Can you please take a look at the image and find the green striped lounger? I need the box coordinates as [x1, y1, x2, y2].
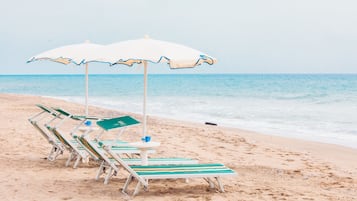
[76, 134, 198, 185]
[105, 147, 236, 196]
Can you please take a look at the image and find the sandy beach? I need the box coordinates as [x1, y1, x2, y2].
[0, 93, 356, 201]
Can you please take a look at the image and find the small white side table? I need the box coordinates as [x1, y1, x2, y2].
[127, 142, 161, 165]
[78, 126, 99, 133]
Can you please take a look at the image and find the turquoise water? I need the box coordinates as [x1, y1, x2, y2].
[1, 74, 356, 148]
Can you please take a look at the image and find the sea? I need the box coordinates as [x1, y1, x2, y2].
[1, 74, 356, 149]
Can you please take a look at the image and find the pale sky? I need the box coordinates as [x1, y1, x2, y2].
[1, 0, 356, 74]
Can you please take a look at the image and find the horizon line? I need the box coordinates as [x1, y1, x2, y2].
[1, 72, 357, 76]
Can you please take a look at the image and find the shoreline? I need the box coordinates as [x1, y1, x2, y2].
[0, 93, 356, 201]
[147, 113, 357, 151]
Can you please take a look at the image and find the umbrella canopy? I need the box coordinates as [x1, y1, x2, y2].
[99, 37, 216, 68]
[27, 42, 104, 115]
[96, 37, 217, 136]
[27, 42, 104, 65]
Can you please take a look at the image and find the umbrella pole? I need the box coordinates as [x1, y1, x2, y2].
[85, 63, 89, 115]
[143, 61, 148, 137]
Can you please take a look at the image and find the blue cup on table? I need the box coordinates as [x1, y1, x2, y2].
[145, 135, 151, 143]
[85, 120, 92, 126]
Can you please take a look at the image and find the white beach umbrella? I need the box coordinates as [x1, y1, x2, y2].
[27, 41, 104, 115]
[97, 36, 217, 136]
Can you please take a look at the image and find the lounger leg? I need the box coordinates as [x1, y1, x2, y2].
[122, 175, 133, 194]
[133, 181, 142, 196]
[73, 155, 81, 169]
[82, 156, 89, 163]
[65, 152, 74, 167]
[104, 167, 113, 185]
[96, 161, 105, 180]
[49, 146, 62, 161]
[47, 146, 56, 161]
[53, 146, 63, 160]
[206, 178, 215, 189]
[215, 177, 225, 192]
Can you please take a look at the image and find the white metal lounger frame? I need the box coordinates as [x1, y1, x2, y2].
[28, 105, 64, 161]
[45, 109, 90, 168]
[75, 134, 120, 184]
[76, 130, 156, 185]
[104, 146, 236, 196]
[77, 132, 199, 185]
[52, 108, 117, 168]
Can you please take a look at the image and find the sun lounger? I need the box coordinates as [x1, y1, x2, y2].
[75, 134, 122, 184]
[46, 119, 90, 168]
[49, 108, 155, 168]
[45, 107, 114, 168]
[76, 132, 198, 184]
[28, 104, 65, 161]
[29, 105, 145, 168]
[76, 134, 158, 184]
[104, 146, 236, 196]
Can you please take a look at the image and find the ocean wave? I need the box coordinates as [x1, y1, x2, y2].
[1, 74, 357, 148]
